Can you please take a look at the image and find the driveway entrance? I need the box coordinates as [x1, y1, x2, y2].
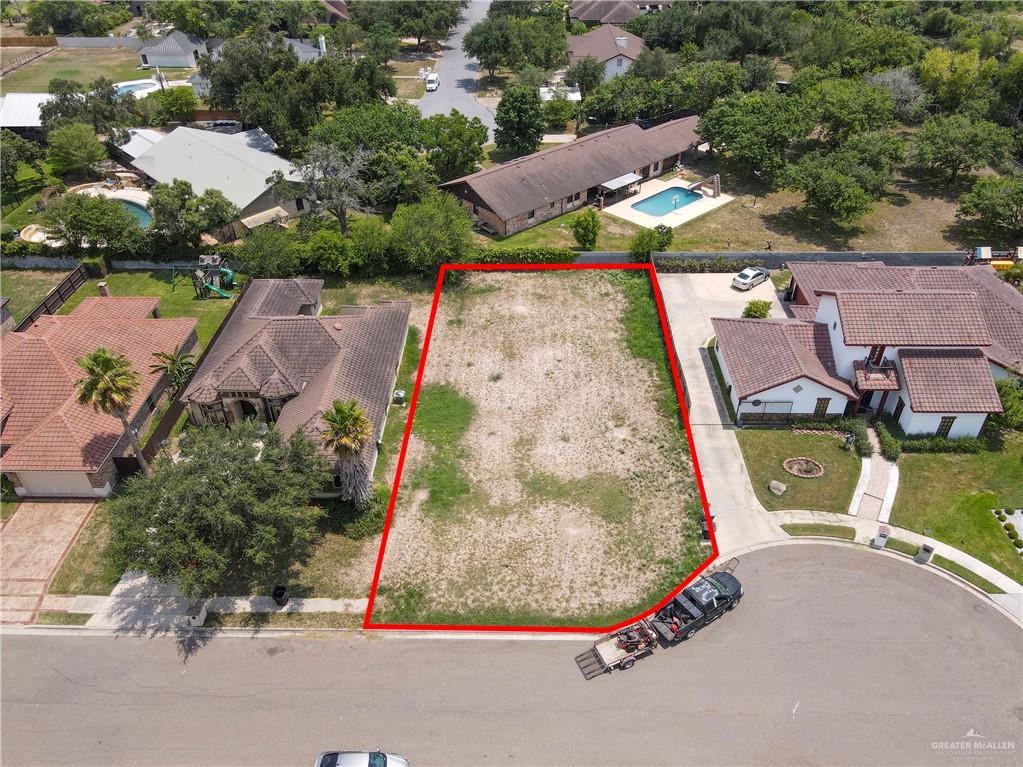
[0, 502, 94, 623]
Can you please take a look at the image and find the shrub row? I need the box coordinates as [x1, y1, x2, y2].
[654, 255, 765, 273]
[877, 417, 984, 461]
[467, 246, 577, 265]
[789, 417, 872, 457]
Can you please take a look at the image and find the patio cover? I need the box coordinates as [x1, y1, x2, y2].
[240, 206, 289, 230]
[600, 172, 642, 191]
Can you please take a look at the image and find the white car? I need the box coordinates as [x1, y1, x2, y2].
[314, 752, 410, 767]
[425, 73, 440, 92]
[731, 266, 770, 291]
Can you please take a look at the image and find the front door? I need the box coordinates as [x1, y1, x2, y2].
[814, 397, 830, 417]
[892, 397, 905, 423]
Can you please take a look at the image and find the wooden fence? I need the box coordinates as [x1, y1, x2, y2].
[12, 264, 89, 332]
[138, 279, 252, 463]
[0, 35, 57, 47]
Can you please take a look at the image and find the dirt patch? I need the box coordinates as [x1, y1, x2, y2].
[373, 270, 703, 626]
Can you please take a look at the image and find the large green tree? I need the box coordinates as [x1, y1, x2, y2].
[495, 85, 546, 156]
[462, 15, 520, 79]
[389, 192, 473, 272]
[273, 143, 374, 232]
[199, 31, 300, 111]
[106, 422, 329, 599]
[147, 179, 239, 249]
[420, 110, 488, 181]
[918, 47, 999, 116]
[0, 129, 43, 192]
[958, 176, 1023, 238]
[41, 192, 142, 253]
[805, 78, 894, 146]
[913, 114, 1012, 186]
[75, 348, 151, 477]
[565, 56, 605, 98]
[40, 78, 135, 136]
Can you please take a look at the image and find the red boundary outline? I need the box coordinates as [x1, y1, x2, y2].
[364, 262, 718, 632]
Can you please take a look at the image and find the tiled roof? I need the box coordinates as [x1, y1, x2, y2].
[0, 298, 197, 472]
[711, 318, 857, 401]
[824, 290, 991, 347]
[787, 262, 1023, 372]
[899, 349, 1003, 413]
[852, 360, 901, 391]
[789, 304, 818, 321]
[183, 279, 410, 475]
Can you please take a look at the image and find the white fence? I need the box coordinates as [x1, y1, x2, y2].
[56, 36, 143, 49]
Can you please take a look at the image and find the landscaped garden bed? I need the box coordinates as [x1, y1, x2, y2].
[370, 268, 704, 627]
[890, 432, 1023, 583]
[736, 430, 861, 514]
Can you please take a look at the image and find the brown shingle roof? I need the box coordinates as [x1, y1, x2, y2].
[711, 318, 857, 401]
[788, 262, 1023, 373]
[899, 348, 1002, 413]
[824, 290, 991, 347]
[440, 117, 700, 221]
[570, 0, 643, 24]
[182, 279, 410, 475]
[0, 298, 197, 472]
[568, 24, 646, 64]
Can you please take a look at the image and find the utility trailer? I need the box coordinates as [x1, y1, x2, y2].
[575, 619, 657, 679]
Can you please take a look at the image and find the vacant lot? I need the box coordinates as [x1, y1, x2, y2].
[0, 268, 69, 323]
[372, 269, 705, 627]
[0, 48, 193, 93]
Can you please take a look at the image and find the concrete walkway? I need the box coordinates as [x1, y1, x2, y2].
[847, 427, 898, 523]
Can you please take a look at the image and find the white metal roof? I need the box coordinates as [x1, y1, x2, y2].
[600, 171, 642, 191]
[114, 128, 166, 159]
[0, 93, 52, 128]
[130, 127, 297, 209]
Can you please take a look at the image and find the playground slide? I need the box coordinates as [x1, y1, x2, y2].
[205, 282, 232, 298]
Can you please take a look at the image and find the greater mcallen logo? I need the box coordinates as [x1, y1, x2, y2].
[932, 729, 1017, 756]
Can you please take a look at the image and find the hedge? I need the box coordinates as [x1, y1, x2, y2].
[790, 417, 872, 457]
[0, 239, 63, 259]
[876, 420, 902, 461]
[654, 255, 765, 273]
[468, 246, 577, 264]
[878, 416, 984, 458]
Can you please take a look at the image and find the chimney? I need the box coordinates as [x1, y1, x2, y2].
[318, 35, 327, 55]
[615, 35, 627, 49]
[97, 282, 110, 297]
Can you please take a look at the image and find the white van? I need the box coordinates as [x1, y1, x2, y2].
[425, 73, 440, 92]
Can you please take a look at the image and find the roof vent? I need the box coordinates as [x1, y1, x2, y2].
[333, 322, 343, 331]
[615, 35, 628, 49]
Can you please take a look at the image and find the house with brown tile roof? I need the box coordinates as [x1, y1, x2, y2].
[0, 296, 198, 498]
[712, 262, 1016, 435]
[440, 116, 701, 236]
[181, 279, 410, 496]
[567, 24, 646, 81]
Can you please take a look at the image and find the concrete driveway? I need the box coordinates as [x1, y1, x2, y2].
[0, 502, 94, 623]
[415, 0, 496, 138]
[657, 273, 786, 553]
[5, 544, 1020, 766]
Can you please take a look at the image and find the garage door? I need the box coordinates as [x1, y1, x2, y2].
[17, 471, 98, 497]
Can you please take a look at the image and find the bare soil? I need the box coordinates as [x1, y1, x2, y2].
[373, 271, 702, 625]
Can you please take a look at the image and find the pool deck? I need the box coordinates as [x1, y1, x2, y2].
[602, 177, 733, 229]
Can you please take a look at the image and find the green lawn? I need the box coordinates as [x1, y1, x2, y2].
[1, 498, 20, 523]
[57, 270, 237, 349]
[34, 611, 91, 625]
[886, 537, 919, 557]
[0, 160, 59, 231]
[482, 208, 643, 251]
[891, 432, 1023, 583]
[0, 48, 194, 93]
[394, 77, 425, 100]
[770, 269, 792, 291]
[781, 523, 857, 540]
[376, 326, 422, 476]
[206, 612, 362, 629]
[0, 268, 70, 323]
[736, 430, 861, 513]
[48, 504, 122, 596]
[932, 554, 1006, 594]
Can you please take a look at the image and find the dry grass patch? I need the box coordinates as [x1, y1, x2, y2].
[372, 270, 704, 627]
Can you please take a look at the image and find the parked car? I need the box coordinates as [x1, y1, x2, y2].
[425, 73, 440, 92]
[314, 752, 410, 767]
[731, 266, 770, 291]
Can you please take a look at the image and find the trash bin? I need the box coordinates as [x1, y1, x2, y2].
[914, 544, 935, 564]
[871, 525, 890, 549]
[272, 585, 289, 606]
[701, 512, 716, 542]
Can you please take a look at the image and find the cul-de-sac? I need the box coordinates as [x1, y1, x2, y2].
[1, 1, 1021, 765]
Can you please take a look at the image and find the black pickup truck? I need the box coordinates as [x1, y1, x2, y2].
[650, 572, 743, 643]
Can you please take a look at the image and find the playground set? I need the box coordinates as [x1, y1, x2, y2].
[192, 254, 236, 299]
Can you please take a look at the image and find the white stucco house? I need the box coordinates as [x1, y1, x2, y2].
[712, 262, 1022, 438]
[138, 31, 208, 68]
[567, 24, 646, 82]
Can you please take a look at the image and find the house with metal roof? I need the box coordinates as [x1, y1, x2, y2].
[129, 126, 305, 231]
[138, 30, 207, 68]
[0, 296, 198, 498]
[711, 263, 1017, 436]
[440, 116, 701, 236]
[567, 24, 646, 81]
[182, 280, 410, 497]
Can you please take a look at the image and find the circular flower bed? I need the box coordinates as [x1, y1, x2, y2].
[783, 457, 824, 478]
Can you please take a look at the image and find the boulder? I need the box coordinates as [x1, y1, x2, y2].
[768, 480, 787, 496]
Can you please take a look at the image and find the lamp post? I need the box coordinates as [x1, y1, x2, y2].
[748, 169, 765, 208]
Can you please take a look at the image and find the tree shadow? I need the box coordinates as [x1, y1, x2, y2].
[761, 205, 862, 251]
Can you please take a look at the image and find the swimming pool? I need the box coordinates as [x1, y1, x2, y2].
[113, 79, 161, 98]
[120, 200, 153, 227]
[631, 186, 702, 216]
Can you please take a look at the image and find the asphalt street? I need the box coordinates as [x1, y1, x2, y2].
[4, 544, 1021, 767]
[415, 0, 496, 137]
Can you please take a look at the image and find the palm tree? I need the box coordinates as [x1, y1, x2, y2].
[76, 347, 151, 477]
[320, 398, 373, 506]
[149, 345, 197, 394]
